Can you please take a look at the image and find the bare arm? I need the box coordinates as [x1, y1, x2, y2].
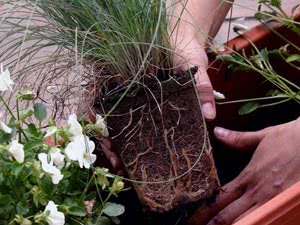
[167, 0, 233, 120]
[168, 0, 233, 49]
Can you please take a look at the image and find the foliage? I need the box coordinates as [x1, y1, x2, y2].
[0, 0, 177, 120]
[31, 0, 171, 81]
[0, 68, 125, 225]
[217, 1, 300, 115]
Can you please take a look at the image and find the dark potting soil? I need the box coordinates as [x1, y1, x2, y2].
[94, 68, 220, 224]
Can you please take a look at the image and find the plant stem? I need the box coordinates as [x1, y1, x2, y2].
[0, 95, 16, 120]
[95, 189, 114, 224]
[16, 99, 21, 142]
[217, 95, 288, 105]
[0, 95, 28, 141]
[81, 172, 95, 200]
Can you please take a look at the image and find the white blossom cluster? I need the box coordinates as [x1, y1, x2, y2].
[0, 64, 111, 225]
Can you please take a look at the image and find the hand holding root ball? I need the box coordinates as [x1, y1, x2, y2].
[188, 118, 300, 225]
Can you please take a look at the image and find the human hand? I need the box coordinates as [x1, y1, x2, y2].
[167, 0, 233, 121]
[172, 37, 216, 120]
[188, 118, 300, 225]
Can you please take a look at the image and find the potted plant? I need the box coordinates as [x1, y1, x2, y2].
[0, 0, 220, 223]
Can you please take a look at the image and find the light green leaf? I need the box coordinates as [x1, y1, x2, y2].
[216, 54, 234, 62]
[34, 103, 47, 122]
[102, 202, 125, 217]
[286, 54, 300, 63]
[239, 102, 260, 115]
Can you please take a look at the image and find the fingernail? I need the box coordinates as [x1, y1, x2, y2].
[202, 103, 216, 119]
[214, 127, 229, 138]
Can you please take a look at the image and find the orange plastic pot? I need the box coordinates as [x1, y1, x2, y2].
[233, 182, 300, 225]
[205, 11, 300, 225]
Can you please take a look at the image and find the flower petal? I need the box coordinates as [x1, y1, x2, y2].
[213, 90, 226, 100]
[65, 141, 79, 161]
[8, 140, 24, 163]
[45, 201, 65, 225]
[83, 153, 97, 169]
[0, 64, 14, 92]
[96, 114, 109, 137]
[0, 121, 12, 134]
[50, 148, 65, 168]
[45, 126, 58, 138]
[68, 114, 82, 137]
[51, 171, 64, 185]
[38, 153, 63, 185]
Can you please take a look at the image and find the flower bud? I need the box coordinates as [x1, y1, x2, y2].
[112, 178, 124, 194]
[14, 215, 32, 225]
[17, 90, 36, 101]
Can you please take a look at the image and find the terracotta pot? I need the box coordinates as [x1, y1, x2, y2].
[204, 11, 300, 225]
[233, 182, 300, 225]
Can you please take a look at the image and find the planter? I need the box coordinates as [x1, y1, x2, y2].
[233, 182, 300, 225]
[202, 11, 300, 225]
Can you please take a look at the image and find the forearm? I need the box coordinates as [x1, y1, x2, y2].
[168, 0, 233, 47]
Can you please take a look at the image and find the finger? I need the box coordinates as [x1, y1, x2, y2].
[233, 204, 260, 223]
[99, 137, 123, 172]
[187, 178, 245, 225]
[214, 127, 267, 151]
[207, 194, 253, 225]
[195, 69, 216, 120]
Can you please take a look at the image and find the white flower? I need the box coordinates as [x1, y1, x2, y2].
[38, 153, 63, 184]
[96, 114, 109, 137]
[65, 135, 96, 169]
[50, 148, 65, 168]
[45, 126, 58, 138]
[0, 63, 14, 92]
[213, 90, 226, 100]
[68, 114, 83, 138]
[0, 120, 12, 134]
[8, 140, 24, 163]
[44, 201, 65, 225]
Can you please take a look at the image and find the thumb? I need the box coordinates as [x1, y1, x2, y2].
[195, 68, 216, 120]
[214, 127, 268, 151]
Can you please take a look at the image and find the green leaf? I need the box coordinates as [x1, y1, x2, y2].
[26, 124, 40, 136]
[13, 165, 23, 177]
[102, 202, 125, 217]
[0, 130, 12, 144]
[68, 206, 86, 217]
[216, 54, 234, 62]
[95, 216, 111, 225]
[0, 194, 12, 206]
[239, 102, 260, 115]
[16, 201, 30, 215]
[20, 109, 34, 121]
[64, 198, 79, 207]
[271, 0, 281, 7]
[286, 54, 300, 63]
[34, 103, 47, 122]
